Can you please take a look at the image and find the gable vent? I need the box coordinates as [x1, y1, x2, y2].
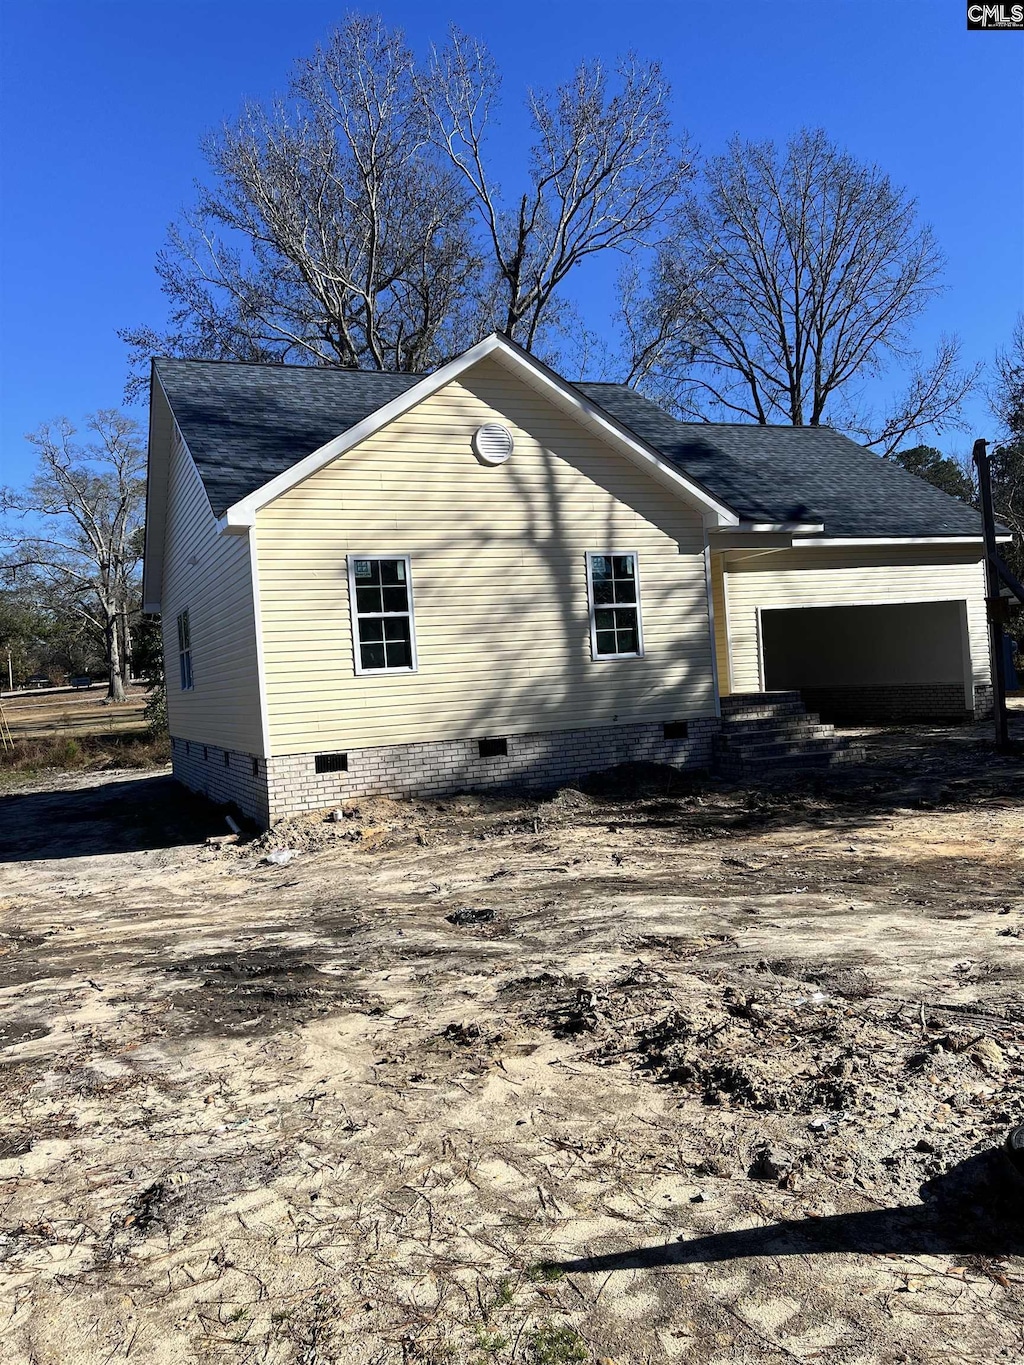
[473, 423, 514, 466]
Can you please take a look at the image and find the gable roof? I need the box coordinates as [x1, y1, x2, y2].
[575, 383, 988, 540]
[152, 336, 988, 543]
[154, 358, 422, 519]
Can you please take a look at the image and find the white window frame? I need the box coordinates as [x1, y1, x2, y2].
[177, 609, 194, 690]
[347, 553, 419, 676]
[585, 550, 645, 662]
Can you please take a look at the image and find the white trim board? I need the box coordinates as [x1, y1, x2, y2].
[247, 525, 271, 757]
[790, 535, 1008, 548]
[218, 333, 739, 531]
[702, 513, 722, 716]
[143, 371, 219, 613]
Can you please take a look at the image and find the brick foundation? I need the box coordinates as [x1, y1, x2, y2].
[798, 684, 977, 724]
[170, 737, 270, 826]
[171, 717, 719, 827]
[972, 685, 994, 719]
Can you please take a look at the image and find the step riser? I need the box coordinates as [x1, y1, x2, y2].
[717, 748, 866, 777]
[716, 724, 834, 747]
[719, 705, 808, 722]
[714, 690, 864, 777]
[715, 740, 852, 761]
[721, 712, 822, 733]
[715, 729, 842, 750]
[721, 691, 802, 712]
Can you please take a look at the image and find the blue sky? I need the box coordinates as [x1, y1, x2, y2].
[1, 0, 1021, 486]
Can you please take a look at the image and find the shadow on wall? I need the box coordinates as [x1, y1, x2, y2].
[389, 366, 717, 748]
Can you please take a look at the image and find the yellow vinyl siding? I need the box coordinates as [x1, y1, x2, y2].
[161, 420, 265, 753]
[710, 554, 731, 694]
[256, 357, 715, 753]
[718, 545, 990, 693]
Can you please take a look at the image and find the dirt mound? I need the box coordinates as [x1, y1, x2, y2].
[580, 760, 699, 798]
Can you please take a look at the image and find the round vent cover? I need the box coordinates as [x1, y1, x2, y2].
[473, 423, 514, 465]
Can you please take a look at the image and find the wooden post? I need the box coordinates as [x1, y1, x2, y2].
[972, 438, 1010, 751]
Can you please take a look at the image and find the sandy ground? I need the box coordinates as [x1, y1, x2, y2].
[1, 686, 148, 741]
[1, 712, 1024, 1365]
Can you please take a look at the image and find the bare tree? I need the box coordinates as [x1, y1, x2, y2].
[422, 32, 692, 353]
[0, 413, 145, 702]
[626, 129, 978, 453]
[990, 316, 1024, 575]
[121, 15, 483, 396]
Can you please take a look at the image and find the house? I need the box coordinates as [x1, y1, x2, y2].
[143, 333, 1000, 827]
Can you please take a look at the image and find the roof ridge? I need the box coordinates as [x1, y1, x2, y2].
[577, 384, 849, 434]
[154, 355, 428, 378]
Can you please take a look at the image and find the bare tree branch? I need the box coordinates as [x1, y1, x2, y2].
[422, 33, 693, 352]
[624, 129, 976, 449]
[120, 15, 484, 400]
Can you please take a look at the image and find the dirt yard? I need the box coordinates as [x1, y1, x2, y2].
[1, 685, 148, 741]
[2, 712, 1023, 1365]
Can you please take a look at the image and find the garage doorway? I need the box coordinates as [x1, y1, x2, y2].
[759, 600, 972, 722]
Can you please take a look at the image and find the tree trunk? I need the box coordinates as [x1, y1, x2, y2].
[107, 616, 127, 703]
[121, 614, 134, 685]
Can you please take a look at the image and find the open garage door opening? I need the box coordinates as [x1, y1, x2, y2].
[760, 600, 973, 723]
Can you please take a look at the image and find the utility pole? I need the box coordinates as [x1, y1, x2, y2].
[972, 438, 1010, 751]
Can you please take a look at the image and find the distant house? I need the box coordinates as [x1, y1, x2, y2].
[143, 333, 1001, 826]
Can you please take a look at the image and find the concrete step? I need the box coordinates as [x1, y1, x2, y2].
[718, 700, 809, 722]
[714, 735, 853, 762]
[715, 726, 841, 758]
[716, 744, 867, 778]
[717, 716, 831, 742]
[713, 689, 865, 779]
[720, 691, 803, 713]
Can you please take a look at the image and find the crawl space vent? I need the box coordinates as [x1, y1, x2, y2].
[315, 752, 348, 774]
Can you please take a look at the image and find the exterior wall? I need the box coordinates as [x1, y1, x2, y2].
[170, 736, 270, 826]
[262, 718, 719, 822]
[717, 544, 991, 714]
[255, 356, 717, 757]
[160, 419, 265, 753]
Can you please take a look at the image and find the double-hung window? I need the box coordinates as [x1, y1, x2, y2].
[348, 555, 418, 673]
[586, 552, 644, 660]
[177, 609, 194, 690]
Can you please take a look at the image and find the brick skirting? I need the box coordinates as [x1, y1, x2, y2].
[171, 716, 719, 828]
[798, 684, 980, 724]
[170, 738, 270, 826]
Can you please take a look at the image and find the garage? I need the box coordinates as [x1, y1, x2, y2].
[759, 600, 973, 722]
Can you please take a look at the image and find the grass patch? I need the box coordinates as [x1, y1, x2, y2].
[527, 1263, 565, 1283]
[524, 1324, 589, 1364]
[0, 731, 170, 776]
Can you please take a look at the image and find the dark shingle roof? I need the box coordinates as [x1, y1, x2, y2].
[154, 358, 422, 517]
[576, 383, 985, 539]
[155, 357, 985, 538]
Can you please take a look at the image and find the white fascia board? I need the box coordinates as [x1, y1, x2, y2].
[734, 521, 825, 534]
[709, 533, 795, 552]
[791, 534, 1009, 548]
[218, 333, 739, 530]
